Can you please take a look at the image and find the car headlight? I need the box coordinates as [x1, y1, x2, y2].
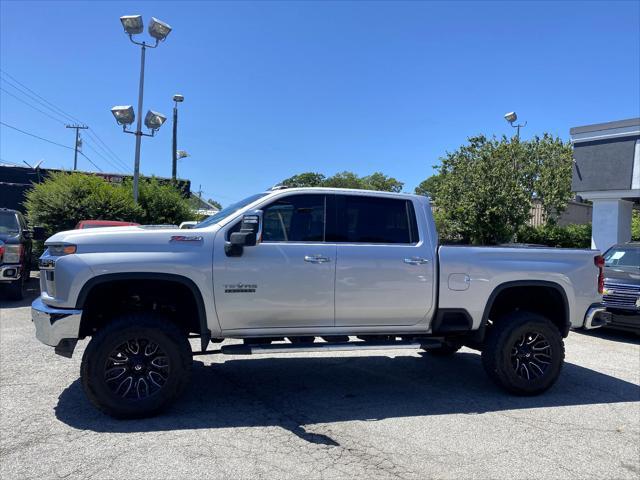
[47, 243, 77, 256]
[2, 244, 24, 264]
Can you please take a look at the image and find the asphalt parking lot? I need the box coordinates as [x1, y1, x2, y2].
[1, 277, 639, 480]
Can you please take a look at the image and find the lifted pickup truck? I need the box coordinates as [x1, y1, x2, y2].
[32, 188, 609, 418]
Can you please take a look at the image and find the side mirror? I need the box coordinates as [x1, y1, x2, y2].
[32, 226, 46, 241]
[225, 211, 262, 257]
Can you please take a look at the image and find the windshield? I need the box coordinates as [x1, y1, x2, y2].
[194, 193, 269, 229]
[604, 246, 640, 268]
[0, 212, 19, 235]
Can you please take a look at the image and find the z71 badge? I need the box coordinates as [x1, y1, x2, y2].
[224, 283, 257, 293]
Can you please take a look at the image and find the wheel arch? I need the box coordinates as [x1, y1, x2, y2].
[76, 272, 210, 351]
[480, 280, 571, 340]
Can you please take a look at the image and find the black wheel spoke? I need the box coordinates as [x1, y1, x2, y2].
[511, 330, 552, 382]
[104, 337, 170, 400]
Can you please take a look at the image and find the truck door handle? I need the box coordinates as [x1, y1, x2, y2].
[304, 255, 331, 264]
[403, 257, 429, 265]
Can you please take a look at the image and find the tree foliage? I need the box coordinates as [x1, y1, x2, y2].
[417, 134, 573, 244]
[25, 172, 194, 235]
[281, 171, 403, 192]
[516, 223, 591, 248]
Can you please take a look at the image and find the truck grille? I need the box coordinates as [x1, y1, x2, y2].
[603, 281, 640, 310]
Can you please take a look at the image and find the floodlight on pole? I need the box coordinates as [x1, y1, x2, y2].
[149, 17, 172, 42]
[144, 110, 167, 131]
[120, 15, 143, 35]
[112, 14, 172, 203]
[110, 106, 135, 126]
[503, 111, 527, 139]
[177, 150, 189, 159]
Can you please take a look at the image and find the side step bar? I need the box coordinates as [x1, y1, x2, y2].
[221, 339, 443, 355]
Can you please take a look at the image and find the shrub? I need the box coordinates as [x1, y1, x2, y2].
[24, 172, 140, 236]
[516, 223, 591, 248]
[25, 172, 195, 235]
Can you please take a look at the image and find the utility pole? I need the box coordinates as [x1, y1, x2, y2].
[66, 124, 88, 170]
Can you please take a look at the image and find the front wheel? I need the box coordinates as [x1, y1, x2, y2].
[81, 313, 193, 418]
[481, 311, 564, 395]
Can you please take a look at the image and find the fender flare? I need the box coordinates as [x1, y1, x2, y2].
[76, 272, 210, 351]
[475, 280, 571, 341]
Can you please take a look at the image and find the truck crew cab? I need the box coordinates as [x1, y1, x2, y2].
[32, 188, 609, 418]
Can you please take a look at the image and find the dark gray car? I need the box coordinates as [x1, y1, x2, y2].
[602, 243, 640, 334]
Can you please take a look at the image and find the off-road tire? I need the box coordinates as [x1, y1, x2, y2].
[5, 275, 25, 301]
[481, 311, 564, 395]
[81, 313, 193, 418]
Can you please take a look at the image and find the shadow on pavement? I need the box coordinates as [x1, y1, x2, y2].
[55, 352, 640, 445]
[0, 274, 40, 310]
[574, 328, 640, 345]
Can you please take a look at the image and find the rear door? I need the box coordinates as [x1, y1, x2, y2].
[333, 194, 435, 327]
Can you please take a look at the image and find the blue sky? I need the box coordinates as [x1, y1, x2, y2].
[1, 1, 639, 205]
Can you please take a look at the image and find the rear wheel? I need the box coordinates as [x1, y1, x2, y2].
[481, 311, 564, 395]
[81, 313, 193, 418]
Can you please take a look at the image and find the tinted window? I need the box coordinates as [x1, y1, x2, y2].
[336, 196, 418, 244]
[0, 212, 19, 235]
[262, 194, 325, 242]
[604, 246, 640, 268]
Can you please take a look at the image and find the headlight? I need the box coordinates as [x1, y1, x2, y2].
[2, 244, 23, 264]
[47, 244, 77, 256]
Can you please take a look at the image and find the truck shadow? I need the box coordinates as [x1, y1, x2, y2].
[54, 352, 640, 445]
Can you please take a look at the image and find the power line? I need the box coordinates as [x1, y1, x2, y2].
[78, 151, 103, 172]
[1, 69, 130, 172]
[83, 140, 125, 173]
[0, 69, 81, 124]
[1, 120, 74, 150]
[0, 87, 67, 125]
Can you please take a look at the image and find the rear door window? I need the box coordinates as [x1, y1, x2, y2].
[334, 195, 418, 244]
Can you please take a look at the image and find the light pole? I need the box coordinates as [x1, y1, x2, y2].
[172, 94, 184, 181]
[504, 111, 527, 139]
[111, 15, 172, 203]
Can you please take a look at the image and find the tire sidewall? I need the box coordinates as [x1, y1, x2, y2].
[495, 318, 564, 394]
[82, 320, 189, 418]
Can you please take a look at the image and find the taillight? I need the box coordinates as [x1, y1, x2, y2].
[594, 255, 605, 294]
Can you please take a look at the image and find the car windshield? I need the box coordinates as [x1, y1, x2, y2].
[0, 212, 19, 235]
[604, 246, 640, 268]
[194, 193, 269, 229]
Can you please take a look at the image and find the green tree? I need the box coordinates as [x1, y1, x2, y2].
[415, 173, 442, 200]
[129, 177, 194, 226]
[281, 172, 327, 188]
[24, 172, 140, 235]
[281, 171, 403, 192]
[207, 198, 222, 210]
[528, 134, 573, 223]
[25, 173, 195, 235]
[434, 135, 534, 244]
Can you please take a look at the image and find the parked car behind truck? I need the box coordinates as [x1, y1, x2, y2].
[601, 243, 640, 334]
[32, 187, 608, 418]
[0, 208, 44, 300]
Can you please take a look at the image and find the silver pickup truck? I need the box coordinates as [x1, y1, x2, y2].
[32, 187, 609, 418]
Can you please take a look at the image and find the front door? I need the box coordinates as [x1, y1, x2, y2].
[213, 193, 336, 331]
[334, 194, 435, 327]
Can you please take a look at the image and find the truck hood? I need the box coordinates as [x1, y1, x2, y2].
[45, 225, 220, 254]
[604, 266, 640, 285]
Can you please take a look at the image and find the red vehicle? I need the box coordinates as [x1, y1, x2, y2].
[74, 220, 139, 230]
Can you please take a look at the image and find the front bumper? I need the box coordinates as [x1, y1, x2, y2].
[32, 298, 82, 355]
[583, 305, 612, 330]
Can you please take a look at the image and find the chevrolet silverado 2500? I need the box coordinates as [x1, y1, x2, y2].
[32, 188, 610, 418]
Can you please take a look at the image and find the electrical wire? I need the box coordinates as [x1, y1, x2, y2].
[0, 87, 67, 125]
[0, 120, 74, 150]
